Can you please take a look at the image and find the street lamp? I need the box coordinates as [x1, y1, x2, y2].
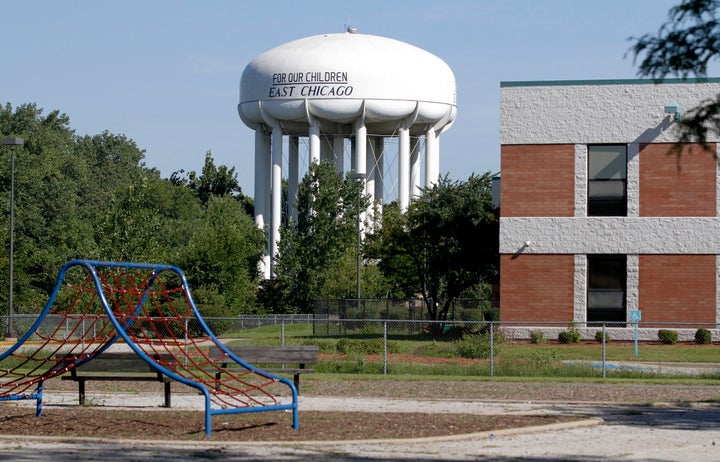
[2, 137, 23, 340]
[351, 172, 366, 304]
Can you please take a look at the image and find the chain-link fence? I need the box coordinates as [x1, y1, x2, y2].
[1, 313, 314, 343]
[223, 317, 720, 380]
[313, 298, 499, 322]
[2, 314, 718, 379]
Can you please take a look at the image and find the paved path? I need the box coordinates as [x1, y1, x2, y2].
[1, 393, 719, 461]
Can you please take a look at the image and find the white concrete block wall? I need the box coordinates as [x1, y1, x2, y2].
[500, 79, 720, 145]
[500, 217, 720, 254]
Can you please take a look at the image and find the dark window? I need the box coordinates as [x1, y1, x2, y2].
[588, 145, 627, 216]
[587, 255, 626, 325]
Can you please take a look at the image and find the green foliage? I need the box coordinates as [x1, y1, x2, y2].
[658, 329, 679, 344]
[179, 195, 265, 315]
[365, 173, 499, 321]
[530, 330, 547, 344]
[558, 324, 582, 344]
[695, 328, 712, 344]
[629, 0, 720, 80]
[363, 203, 419, 299]
[412, 341, 457, 358]
[192, 305, 234, 336]
[170, 151, 251, 210]
[595, 331, 611, 343]
[527, 349, 561, 365]
[336, 338, 399, 355]
[0, 102, 261, 317]
[301, 339, 337, 354]
[455, 331, 497, 359]
[318, 251, 390, 299]
[458, 308, 484, 322]
[630, 0, 720, 145]
[263, 162, 369, 313]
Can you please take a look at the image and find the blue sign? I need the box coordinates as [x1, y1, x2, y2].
[630, 310, 642, 358]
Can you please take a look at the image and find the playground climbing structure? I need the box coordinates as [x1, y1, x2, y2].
[0, 260, 298, 434]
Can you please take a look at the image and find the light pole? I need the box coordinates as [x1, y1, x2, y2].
[352, 172, 366, 304]
[2, 137, 23, 340]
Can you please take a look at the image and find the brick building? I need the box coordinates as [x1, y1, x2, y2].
[498, 78, 720, 339]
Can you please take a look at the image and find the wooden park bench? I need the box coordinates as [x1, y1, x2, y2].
[208, 345, 319, 394]
[57, 352, 176, 407]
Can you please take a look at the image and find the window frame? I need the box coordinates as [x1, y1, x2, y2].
[587, 145, 627, 217]
[587, 254, 627, 326]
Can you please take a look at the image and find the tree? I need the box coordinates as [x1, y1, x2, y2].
[366, 174, 499, 322]
[630, 0, 720, 144]
[363, 202, 419, 299]
[179, 195, 265, 315]
[262, 161, 368, 313]
[171, 151, 253, 216]
[0, 102, 262, 319]
[0, 103, 88, 309]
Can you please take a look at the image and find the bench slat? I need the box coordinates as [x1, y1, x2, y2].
[209, 346, 319, 364]
[208, 345, 319, 394]
[55, 352, 174, 407]
[59, 352, 176, 373]
[61, 374, 172, 381]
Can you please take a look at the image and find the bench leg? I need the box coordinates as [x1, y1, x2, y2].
[78, 380, 86, 406]
[294, 374, 300, 395]
[164, 382, 171, 408]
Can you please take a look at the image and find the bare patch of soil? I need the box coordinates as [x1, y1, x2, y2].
[0, 407, 576, 442]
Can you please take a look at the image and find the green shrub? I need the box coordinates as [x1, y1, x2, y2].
[528, 349, 561, 365]
[303, 339, 336, 354]
[658, 329, 679, 345]
[695, 328, 712, 345]
[558, 326, 581, 344]
[459, 308, 484, 322]
[529, 330, 547, 344]
[456, 332, 496, 359]
[594, 331, 610, 343]
[194, 305, 234, 336]
[412, 342, 457, 358]
[335, 338, 399, 355]
[358, 324, 384, 336]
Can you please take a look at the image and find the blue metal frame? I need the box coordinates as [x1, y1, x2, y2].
[0, 259, 300, 435]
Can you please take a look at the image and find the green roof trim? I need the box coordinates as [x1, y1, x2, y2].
[500, 77, 720, 87]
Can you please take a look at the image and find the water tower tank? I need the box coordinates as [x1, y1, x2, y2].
[239, 30, 457, 278]
[239, 31, 456, 134]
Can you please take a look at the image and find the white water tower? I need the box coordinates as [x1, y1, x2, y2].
[239, 29, 457, 278]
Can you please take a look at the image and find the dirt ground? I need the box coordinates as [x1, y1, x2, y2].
[2, 378, 717, 442]
[0, 407, 576, 442]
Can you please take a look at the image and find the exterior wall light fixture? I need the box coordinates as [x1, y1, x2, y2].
[664, 103, 682, 121]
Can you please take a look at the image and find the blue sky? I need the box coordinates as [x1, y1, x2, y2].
[0, 0, 703, 195]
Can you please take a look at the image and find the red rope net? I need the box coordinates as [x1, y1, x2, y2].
[0, 261, 292, 413]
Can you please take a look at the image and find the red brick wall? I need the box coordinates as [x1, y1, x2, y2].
[639, 143, 717, 217]
[500, 145, 575, 217]
[500, 254, 575, 322]
[638, 255, 716, 324]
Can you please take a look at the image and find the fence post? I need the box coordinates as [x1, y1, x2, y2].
[281, 321, 285, 346]
[489, 321, 494, 377]
[383, 321, 388, 375]
[601, 322, 606, 379]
